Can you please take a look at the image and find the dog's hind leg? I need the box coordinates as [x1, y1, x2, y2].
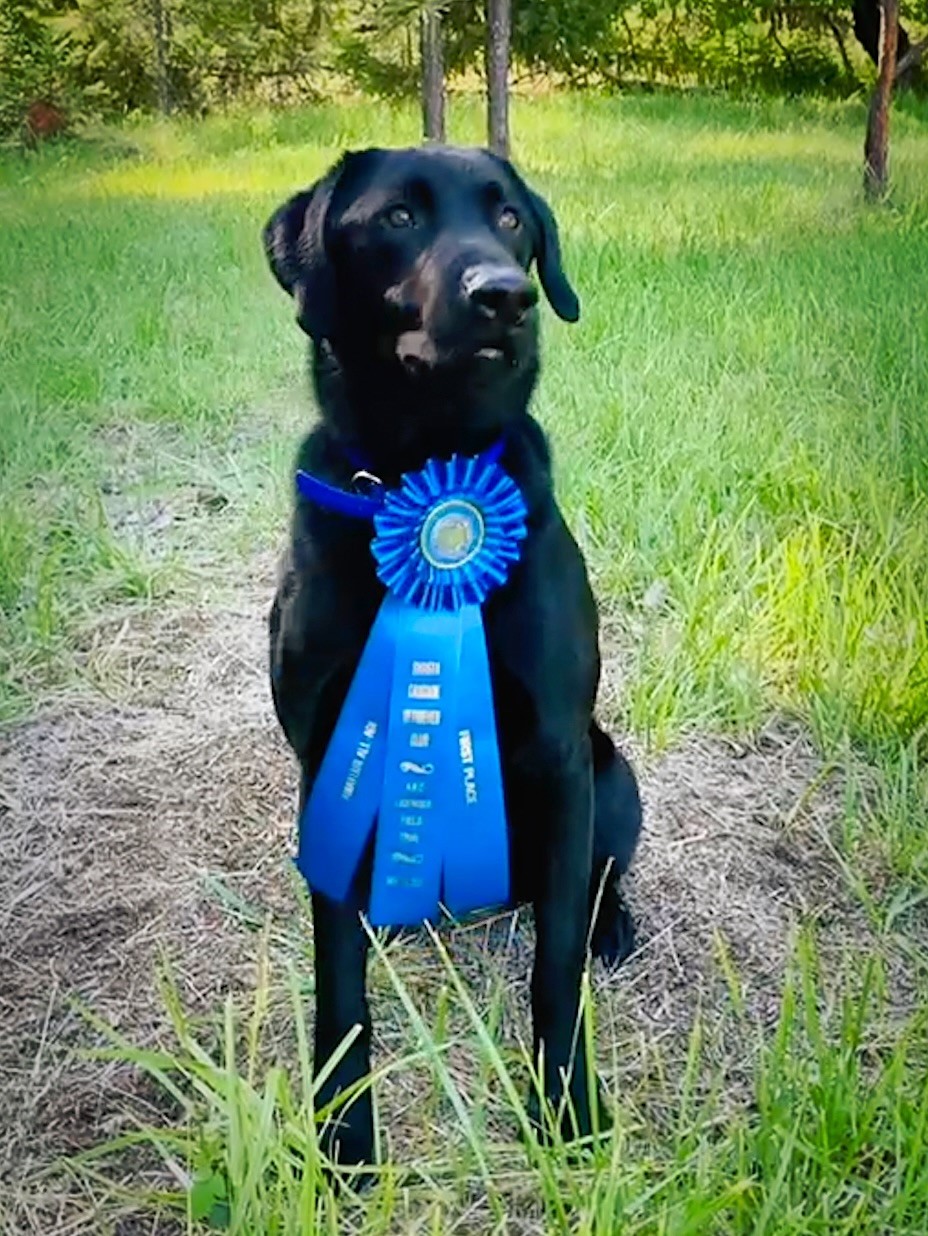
[588, 722, 641, 967]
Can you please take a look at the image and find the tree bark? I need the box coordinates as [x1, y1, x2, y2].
[150, 0, 173, 115]
[419, 5, 445, 143]
[485, 0, 511, 158]
[852, 0, 920, 86]
[864, 0, 899, 200]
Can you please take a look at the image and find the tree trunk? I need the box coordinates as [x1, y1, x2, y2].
[852, 0, 919, 86]
[419, 5, 446, 143]
[151, 0, 172, 115]
[864, 0, 899, 200]
[485, 0, 510, 158]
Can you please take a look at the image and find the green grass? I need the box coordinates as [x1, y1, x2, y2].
[2, 93, 927, 748]
[78, 928, 928, 1234]
[3, 92, 928, 1230]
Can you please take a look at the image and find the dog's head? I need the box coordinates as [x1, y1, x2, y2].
[263, 146, 578, 401]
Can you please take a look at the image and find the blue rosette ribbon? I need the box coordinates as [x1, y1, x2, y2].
[296, 451, 527, 926]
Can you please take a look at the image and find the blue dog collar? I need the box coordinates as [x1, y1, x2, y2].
[295, 437, 507, 523]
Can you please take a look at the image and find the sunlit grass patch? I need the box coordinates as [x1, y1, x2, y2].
[753, 515, 928, 746]
[3, 91, 928, 749]
[3, 91, 928, 759]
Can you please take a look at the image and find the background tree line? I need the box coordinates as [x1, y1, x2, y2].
[1, 0, 925, 138]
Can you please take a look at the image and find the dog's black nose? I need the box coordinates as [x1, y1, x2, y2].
[461, 264, 538, 325]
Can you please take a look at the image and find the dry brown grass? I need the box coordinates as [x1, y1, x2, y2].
[0, 557, 907, 1233]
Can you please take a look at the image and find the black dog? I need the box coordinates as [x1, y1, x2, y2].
[264, 146, 642, 1166]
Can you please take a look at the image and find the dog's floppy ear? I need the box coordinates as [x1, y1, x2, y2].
[263, 157, 347, 341]
[492, 156, 579, 323]
[523, 184, 580, 323]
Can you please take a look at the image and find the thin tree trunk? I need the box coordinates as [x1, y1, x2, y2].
[827, 19, 855, 80]
[485, 0, 510, 158]
[419, 5, 445, 143]
[151, 0, 172, 116]
[864, 0, 899, 200]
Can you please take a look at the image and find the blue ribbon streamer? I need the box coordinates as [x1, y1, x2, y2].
[440, 604, 510, 914]
[368, 600, 464, 924]
[295, 598, 393, 901]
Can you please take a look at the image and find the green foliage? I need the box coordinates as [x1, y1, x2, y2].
[335, 9, 423, 100]
[513, 0, 619, 77]
[333, 0, 857, 99]
[45, 0, 161, 117]
[161, 0, 336, 110]
[333, 0, 872, 101]
[604, 0, 861, 95]
[0, 1, 58, 135]
[333, 1, 481, 99]
[6, 0, 337, 131]
[2, 0, 902, 131]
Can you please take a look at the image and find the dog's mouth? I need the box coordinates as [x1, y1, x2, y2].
[396, 330, 517, 377]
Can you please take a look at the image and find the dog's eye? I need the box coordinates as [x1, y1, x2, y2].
[498, 206, 520, 231]
[387, 205, 415, 229]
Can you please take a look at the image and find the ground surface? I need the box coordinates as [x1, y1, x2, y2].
[2, 559, 916, 1232]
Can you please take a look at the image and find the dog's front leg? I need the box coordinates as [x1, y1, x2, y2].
[528, 733, 605, 1141]
[311, 889, 375, 1167]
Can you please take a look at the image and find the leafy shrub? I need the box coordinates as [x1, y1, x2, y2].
[0, 1, 59, 137]
[3, 0, 925, 130]
[605, 0, 862, 95]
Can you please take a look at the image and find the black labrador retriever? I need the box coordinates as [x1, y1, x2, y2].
[264, 145, 642, 1166]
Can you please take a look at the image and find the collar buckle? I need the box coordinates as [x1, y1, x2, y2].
[351, 469, 384, 496]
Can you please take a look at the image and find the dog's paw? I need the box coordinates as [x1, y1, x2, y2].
[318, 1099, 376, 1178]
[525, 1079, 612, 1147]
[590, 890, 635, 969]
